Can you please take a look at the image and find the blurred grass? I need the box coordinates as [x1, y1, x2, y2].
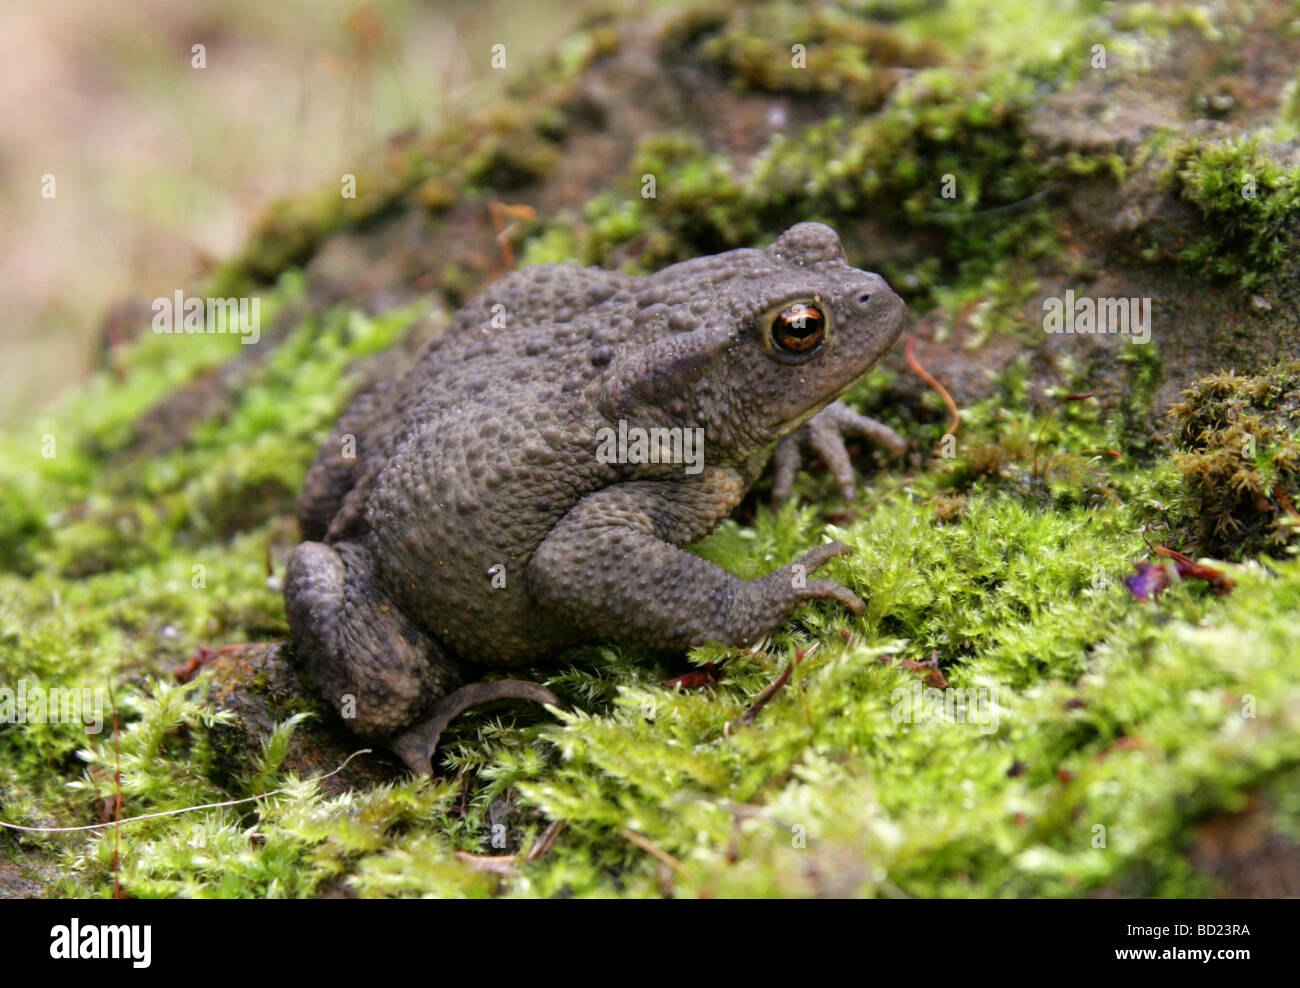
[0, 0, 586, 428]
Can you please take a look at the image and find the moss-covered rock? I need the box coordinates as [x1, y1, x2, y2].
[4, 0, 1300, 899]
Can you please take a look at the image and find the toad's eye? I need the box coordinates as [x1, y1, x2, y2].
[770, 302, 826, 357]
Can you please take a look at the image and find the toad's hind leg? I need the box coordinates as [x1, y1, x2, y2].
[388, 680, 559, 778]
[285, 540, 557, 777]
[285, 540, 456, 741]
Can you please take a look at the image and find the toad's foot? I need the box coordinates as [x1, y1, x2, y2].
[389, 680, 560, 777]
[772, 402, 907, 505]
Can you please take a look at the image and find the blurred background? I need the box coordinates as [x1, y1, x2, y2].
[0, 0, 587, 426]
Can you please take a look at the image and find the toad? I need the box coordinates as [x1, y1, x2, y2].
[285, 223, 907, 774]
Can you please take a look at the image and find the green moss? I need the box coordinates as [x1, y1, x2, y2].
[413, 176, 457, 213]
[695, 2, 944, 111]
[7, 309, 1295, 898]
[1166, 362, 1300, 558]
[463, 108, 563, 189]
[546, 20, 622, 80]
[520, 63, 1061, 314]
[1282, 68, 1300, 134]
[10, 460, 1297, 898]
[906, 365, 1142, 513]
[1112, 1, 1225, 40]
[1166, 137, 1300, 287]
[1116, 340, 1165, 457]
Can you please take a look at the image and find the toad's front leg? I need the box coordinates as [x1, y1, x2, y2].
[771, 401, 907, 505]
[526, 473, 864, 651]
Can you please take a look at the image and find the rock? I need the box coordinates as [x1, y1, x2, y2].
[201, 642, 406, 796]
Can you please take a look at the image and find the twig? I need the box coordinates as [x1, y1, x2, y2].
[489, 202, 536, 274]
[904, 337, 960, 438]
[731, 646, 813, 729]
[526, 819, 566, 863]
[918, 182, 1061, 221]
[734, 663, 794, 728]
[455, 852, 518, 875]
[174, 641, 268, 684]
[620, 828, 686, 874]
[455, 818, 566, 874]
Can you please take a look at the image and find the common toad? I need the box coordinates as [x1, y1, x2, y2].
[285, 222, 907, 774]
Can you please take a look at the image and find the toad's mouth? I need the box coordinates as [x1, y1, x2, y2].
[769, 370, 875, 436]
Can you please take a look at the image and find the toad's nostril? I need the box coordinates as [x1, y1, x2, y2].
[857, 292, 872, 306]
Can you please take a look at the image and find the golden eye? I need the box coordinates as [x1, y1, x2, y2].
[771, 302, 826, 356]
